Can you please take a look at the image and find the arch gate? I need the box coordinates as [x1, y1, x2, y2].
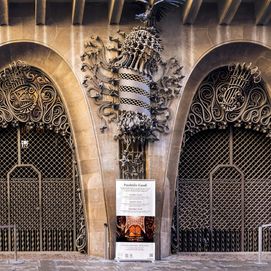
[0, 61, 86, 252]
[172, 64, 271, 252]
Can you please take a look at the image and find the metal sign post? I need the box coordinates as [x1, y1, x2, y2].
[256, 223, 271, 265]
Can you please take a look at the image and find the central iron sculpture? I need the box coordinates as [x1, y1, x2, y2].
[82, 0, 184, 178]
[116, 26, 162, 141]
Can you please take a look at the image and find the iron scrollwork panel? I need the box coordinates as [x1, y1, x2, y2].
[119, 137, 146, 180]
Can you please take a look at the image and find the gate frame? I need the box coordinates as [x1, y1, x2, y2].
[210, 164, 245, 251]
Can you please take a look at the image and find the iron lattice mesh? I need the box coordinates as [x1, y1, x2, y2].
[233, 128, 271, 229]
[178, 179, 210, 230]
[179, 129, 230, 179]
[173, 127, 271, 252]
[244, 180, 271, 229]
[0, 182, 7, 225]
[42, 181, 74, 229]
[9, 166, 40, 231]
[0, 128, 18, 177]
[0, 128, 18, 228]
[10, 182, 40, 230]
[212, 166, 242, 230]
[0, 126, 85, 252]
[178, 129, 230, 230]
[21, 129, 73, 179]
[233, 128, 271, 179]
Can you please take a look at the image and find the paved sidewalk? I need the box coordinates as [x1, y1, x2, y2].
[1, 252, 271, 270]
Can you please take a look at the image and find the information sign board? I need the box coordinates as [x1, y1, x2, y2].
[115, 179, 155, 261]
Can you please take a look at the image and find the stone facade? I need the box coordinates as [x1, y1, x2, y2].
[1, 1, 271, 259]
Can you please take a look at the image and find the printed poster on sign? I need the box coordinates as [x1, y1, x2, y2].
[115, 179, 155, 261]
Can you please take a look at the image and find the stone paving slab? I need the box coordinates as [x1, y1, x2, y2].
[1, 253, 271, 270]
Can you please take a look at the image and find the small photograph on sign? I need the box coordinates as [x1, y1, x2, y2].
[116, 215, 155, 242]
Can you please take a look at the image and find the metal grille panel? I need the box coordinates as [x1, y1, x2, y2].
[178, 179, 209, 230]
[21, 129, 73, 179]
[0, 182, 7, 225]
[10, 178, 40, 229]
[233, 128, 271, 180]
[0, 126, 82, 251]
[0, 128, 17, 251]
[173, 127, 271, 252]
[179, 129, 230, 179]
[234, 128, 271, 228]
[42, 181, 74, 229]
[177, 129, 230, 231]
[211, 166, 243, 230]
[0, 128, 18, 177]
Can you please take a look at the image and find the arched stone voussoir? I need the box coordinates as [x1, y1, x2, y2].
[162, 41, 271, 257]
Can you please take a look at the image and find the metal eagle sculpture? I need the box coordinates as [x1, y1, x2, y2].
[135, 0, 185, 27]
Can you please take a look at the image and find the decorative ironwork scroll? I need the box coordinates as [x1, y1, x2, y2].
[0, 61, 69, 135]
[184, 64, 268, 142]
[0, 61, 87, 253]
[119, 137, 145, 179]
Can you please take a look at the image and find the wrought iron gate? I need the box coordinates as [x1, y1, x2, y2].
[172, 127, 271, 252]
[0, 126, 82, 251]
[0, 61, 86, 252]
